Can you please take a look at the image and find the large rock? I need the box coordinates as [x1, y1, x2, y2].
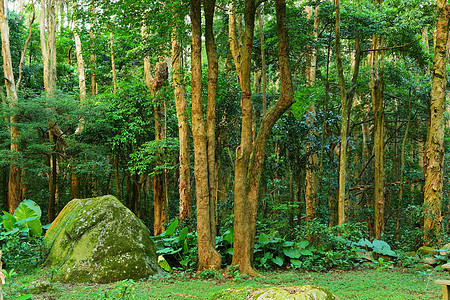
[210, 285, 340, 300]
[44, 195, 162, 283]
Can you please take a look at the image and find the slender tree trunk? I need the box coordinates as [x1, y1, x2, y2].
[423, 0, 448, 244]
[304, 5, 319, 224]
[257, 6, 267, 115]
[336, 0, 361, 225]
[396, 89, 412, 240]
[70, 3, 86, 199]
[171, 37, 191, 223]
[110, 32, 118, 93]
[1, 0, 21, 213]
[144, 57, 168, 234]
[41, 0, 60, 222]
[370, 10, 385, 238]
[336, 0, 347, 225]
[231, 0, 295, 275]
[205, 0, 219, 242]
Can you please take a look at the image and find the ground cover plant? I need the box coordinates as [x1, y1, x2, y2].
[4, 267, 446, 299]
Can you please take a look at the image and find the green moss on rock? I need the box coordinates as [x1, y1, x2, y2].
[44, 195, 162, 283]
[210, 285, 339, 300]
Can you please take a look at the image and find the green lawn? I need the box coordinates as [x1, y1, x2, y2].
[7, 268, 446, 299]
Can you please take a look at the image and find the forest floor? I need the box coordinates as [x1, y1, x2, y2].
[7, 267, 447, 299]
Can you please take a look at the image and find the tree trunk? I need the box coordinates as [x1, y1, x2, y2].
[205, 0, 219, 242]
[189, 0, 222, 271]
[335, 0, 347, 225]
[71, 4, 87, 198]
[143, 58, 168, 234]
[423, 0, 448, 244]
[257, 6, 267, 115]
[0, 0, 22, 213]
[304, 5, 319, 224]
[41, 0, 60, 222]
[110, 32, 118, 93]
[336, 1, 361, 225]
[370, 15, 385, 239]
[172, 38, 192, 223]
[232, 0, 295, 275]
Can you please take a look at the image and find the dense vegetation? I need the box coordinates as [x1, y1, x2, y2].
[1, 0, 450, 287]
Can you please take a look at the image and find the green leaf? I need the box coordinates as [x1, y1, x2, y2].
[16, 294, 33, 300]
[19, 200, 42, 219]
[223, 229, 233, 244]
[283, 241, 294, 247]
[179, 227, 188, 242]
[13, 201, 42, 237]
[299, 249, 313, 256]
[183, 239, 188, 254]
[1, 227, 19, 236]
[297, 240, 310, 249]
[258, 233, 269, 244]
[290, 259, 302, 268]
[283, 248, 301, 259]
[2, 212, 16, 231]
[163, 219, 178, 236]
[225, 248, 233, 255]
[272, 256, 284, 266]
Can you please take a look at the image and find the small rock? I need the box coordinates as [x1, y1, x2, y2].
[408, 251, 418, 257]
[423, 257, 438, 265]
[440, 243, 450, 256]
[356, 250, 374, 261]
[418, 246, 437, 256]
[27, 280, 52, 293]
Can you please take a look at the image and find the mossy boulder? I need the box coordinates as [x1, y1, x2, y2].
[44, 195, 162, 283]
[210, 285, 339, 300]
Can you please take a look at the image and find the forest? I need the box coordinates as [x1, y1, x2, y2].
[0, 0, 450, 295]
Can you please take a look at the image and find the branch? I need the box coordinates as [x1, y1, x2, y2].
[17, 4, 36, 89]
[363, 36, 422, 53]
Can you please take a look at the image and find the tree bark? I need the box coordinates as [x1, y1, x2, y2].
[231, 0, 295, 275]
[1, 0, 21, 213]
[204, 0, 219, 242]
[257, 6, 267, 115]
[190, 0, 222, 271]
[71, 3, 86, 199]
[144, 56, 168, 233]
[304, 5, 319, 224]
[336, 0, 347, 226]
[171, 37, 191, 223]
[423, 0, 448, 244]
[370, 5, 385, 238]
[336, 0, 361, 225]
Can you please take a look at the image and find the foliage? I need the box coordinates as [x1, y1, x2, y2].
[151, 219, 198, 269]
[253, 231, 314, 270]
[0, 200, 46, 271]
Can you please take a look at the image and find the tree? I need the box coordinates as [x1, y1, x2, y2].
[231, 0, 295, 275]
[1, 0, 21, 214]
[423, 0, 448, 244]
[190, 0, 221, 271]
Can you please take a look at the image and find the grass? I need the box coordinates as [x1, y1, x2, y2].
[5, 267, 446, 299]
